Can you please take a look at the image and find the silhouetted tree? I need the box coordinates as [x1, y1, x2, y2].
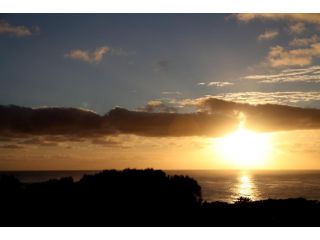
[1, 169, 320, 226]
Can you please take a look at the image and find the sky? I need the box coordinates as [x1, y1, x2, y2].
[2, 13, 320, 170]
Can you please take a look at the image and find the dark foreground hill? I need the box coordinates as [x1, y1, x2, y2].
[1, 169, 320, 226]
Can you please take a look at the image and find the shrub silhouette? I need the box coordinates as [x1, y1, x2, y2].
[0, 169, 202, 226]
[235, 196, 252, 204]
[1, 169, 320, 226]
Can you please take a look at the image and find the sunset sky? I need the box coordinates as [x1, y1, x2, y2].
[2, 13, 320, 170]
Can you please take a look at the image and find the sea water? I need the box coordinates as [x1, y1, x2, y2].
[2, 170, 320, 203]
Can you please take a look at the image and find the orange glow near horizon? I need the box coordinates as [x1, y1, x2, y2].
[4, 129, 320, 170]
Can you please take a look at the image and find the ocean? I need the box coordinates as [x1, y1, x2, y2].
[1, 170, 320, 203]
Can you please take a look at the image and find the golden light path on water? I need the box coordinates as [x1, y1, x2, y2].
[209, 117, 273, 201]
[233, 173, 259, 201]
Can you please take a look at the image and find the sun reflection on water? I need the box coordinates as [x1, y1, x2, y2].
[234, 173, 258, 201]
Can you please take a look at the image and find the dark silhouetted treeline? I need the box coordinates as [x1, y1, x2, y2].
[1, 169, 320, 226]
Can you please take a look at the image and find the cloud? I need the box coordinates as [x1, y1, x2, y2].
[258, 30, 279, 41]
[65, 46, 110, 63]
[266, 43, 320, 67]
[208, 82, 234, 87]
[198, 81, 234, 87]
[243, 65, 320, 83]
[138, 100, 179, 113]
[4, 97, 320, 141]
[90, 138, 123, 147]
[198, 97, 320, 132]
[0, 20, 39, 37]
[289, 34, 320, 47]
[0, 105, 112, 138]
[232, 14, 320, 68]
[233, 13, 320, 25]
[0, 137, 13, 142]
[19, 137, 59, 147]
[288, 23, 306, 35]
[110, 98, 320, 135]
[186, 91, 320, 107]
[108, 107, 238, 137]
[177, 96, 320, 131]
[161, 91, 182, 95]
[0, 104, 238, 139]
[0, 144, 23, 149]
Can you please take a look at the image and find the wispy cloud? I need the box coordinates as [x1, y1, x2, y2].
[176, 90, 320, 110]
[197, 81, 234, 87]
[258, 30, 279, 41]
[65, 46, 110, 63]
[161, 91, 182, 95]
[288, 22, 306, 35]
[243, 65, 320, 83]
[233, 13, 320, 25]
[289, 34, 319, 47]
[232, 14, 320, 68]
[0, 144, 23, 149]
[207, 91, 320, 106]
[139, 100, 178, 113]
[90, 137, 123, 148]
[266, 43, 320, 67]
[208, 82, 234, 87]
[0, 20, 39, 37]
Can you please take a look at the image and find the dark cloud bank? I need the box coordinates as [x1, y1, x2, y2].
[202, 98, 320, 132]
[1, 98, 320, 142]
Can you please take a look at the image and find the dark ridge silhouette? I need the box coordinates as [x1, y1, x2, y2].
[1, 169, 320, 226]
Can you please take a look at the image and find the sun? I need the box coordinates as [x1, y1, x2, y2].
[214, 126, 272, 168]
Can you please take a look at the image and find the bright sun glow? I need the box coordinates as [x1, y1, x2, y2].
[215, 126, 272, 168]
